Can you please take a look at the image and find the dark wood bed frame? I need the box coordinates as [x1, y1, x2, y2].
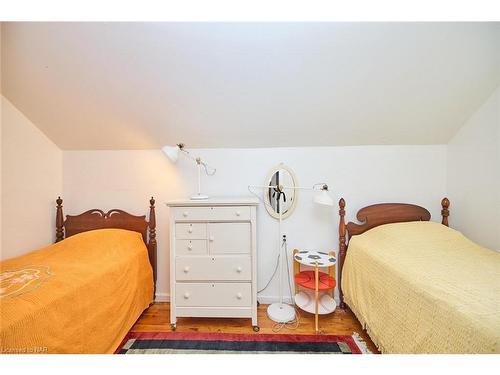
[337, 197, 450, 309]
[54, 197, 157, 292]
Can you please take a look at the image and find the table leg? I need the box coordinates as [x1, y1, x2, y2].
[314, 264, 319, 333]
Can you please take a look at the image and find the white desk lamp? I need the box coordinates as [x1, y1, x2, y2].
[162, 143, 216, 200]
[249, 181, 334, 324]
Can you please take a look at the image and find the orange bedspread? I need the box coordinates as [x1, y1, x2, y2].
[0, 229, 153, 354]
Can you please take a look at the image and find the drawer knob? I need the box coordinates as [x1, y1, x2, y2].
[184, 292, 190, 299]
[183, 211, 188, 217]
[209, 236, 214, 242]
[236, 292, 242, 300]
[188, 228, 193, 233]
[236, 266, 243, 273]
[235, 211, 241, 216]
[183, 266, 190, 273]
[187, 244, 193, 251]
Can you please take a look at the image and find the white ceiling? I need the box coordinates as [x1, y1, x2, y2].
[1, 22, 499, 150]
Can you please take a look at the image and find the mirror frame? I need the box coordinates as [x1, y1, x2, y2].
[264, 163, 299, 220]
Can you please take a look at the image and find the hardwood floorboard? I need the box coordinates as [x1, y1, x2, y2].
[132, 303, 379, 353]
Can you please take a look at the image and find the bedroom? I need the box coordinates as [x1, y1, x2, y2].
[1, 0, 499, 372]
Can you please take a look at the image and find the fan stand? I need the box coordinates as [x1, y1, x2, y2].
[266, 199, 296, 323]
[267, 303, 296, 323]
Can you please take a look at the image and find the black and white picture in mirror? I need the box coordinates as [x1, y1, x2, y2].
[264, 163, 298, 220]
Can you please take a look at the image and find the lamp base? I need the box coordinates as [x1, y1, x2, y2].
[267, 303, 296, 323]
[190, 194, 209, 200]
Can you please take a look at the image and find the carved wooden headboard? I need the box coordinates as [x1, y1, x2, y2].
[337, 197, 450, 309]
[55, 197, 157, 290]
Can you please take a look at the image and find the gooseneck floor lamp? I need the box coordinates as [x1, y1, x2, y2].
[162, 143, 216, 200]
[249, 182, 334, 324]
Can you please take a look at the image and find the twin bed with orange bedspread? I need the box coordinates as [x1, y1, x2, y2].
[0, 229, 154, 354]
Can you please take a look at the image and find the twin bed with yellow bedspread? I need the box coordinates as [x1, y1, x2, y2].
[342, 221, 499, 354]
[0, 229, 154, 354]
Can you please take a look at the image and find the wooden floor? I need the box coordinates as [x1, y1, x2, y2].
[132, 303, 379, 353]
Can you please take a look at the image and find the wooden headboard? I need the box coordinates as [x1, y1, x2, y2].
[55, 197, 157, 290]
[337, 197, 450, 308]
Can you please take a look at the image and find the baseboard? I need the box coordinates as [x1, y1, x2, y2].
[257, 295, 294, 304]
[155, 292, 170, 302]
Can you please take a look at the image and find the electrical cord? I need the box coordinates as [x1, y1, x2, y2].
[257, 245, 281, 294]
[247, 185, 266, 205]
[180, 147, 216, 176]
[201, 161, 216, 176]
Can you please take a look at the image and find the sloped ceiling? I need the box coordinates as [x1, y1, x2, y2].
[1, 22, 499, 150]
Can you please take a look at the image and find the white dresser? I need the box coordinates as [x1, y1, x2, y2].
[167, 198, 259, 331]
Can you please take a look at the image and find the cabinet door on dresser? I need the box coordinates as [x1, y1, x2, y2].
[167, 198, 259, 331]
[209, 223, 251, 254]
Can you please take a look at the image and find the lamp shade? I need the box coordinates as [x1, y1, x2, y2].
[313, 189, 334, 206]
[161, 145, 180, 163]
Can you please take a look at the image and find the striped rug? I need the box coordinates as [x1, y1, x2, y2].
[115, 332, 369, 354]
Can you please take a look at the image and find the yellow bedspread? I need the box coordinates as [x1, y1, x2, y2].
[342, 221, 499, 354]
[0, 229, 153, 354]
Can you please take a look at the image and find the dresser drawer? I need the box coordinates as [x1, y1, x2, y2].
[211, 206, 251, 221]
[175, 223, 207, 239]
[176, 256, 251, 281]
[175, 283, 252, 307]
[176, 239, 207, 255]
[172, 206, 251, 221]
[209, 223, 251, 254]
[172, 207, 212, 221]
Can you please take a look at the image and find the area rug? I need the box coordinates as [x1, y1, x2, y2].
[115, 332, 370, 354]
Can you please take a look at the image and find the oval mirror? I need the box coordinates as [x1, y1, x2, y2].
[264, 164, 298, 220]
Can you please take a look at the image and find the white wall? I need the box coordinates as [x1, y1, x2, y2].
[63, 145, 447, 302]
[1, 96, 63, 259]
[447, 86, 500, 251]
[62, 150, 186, 301]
